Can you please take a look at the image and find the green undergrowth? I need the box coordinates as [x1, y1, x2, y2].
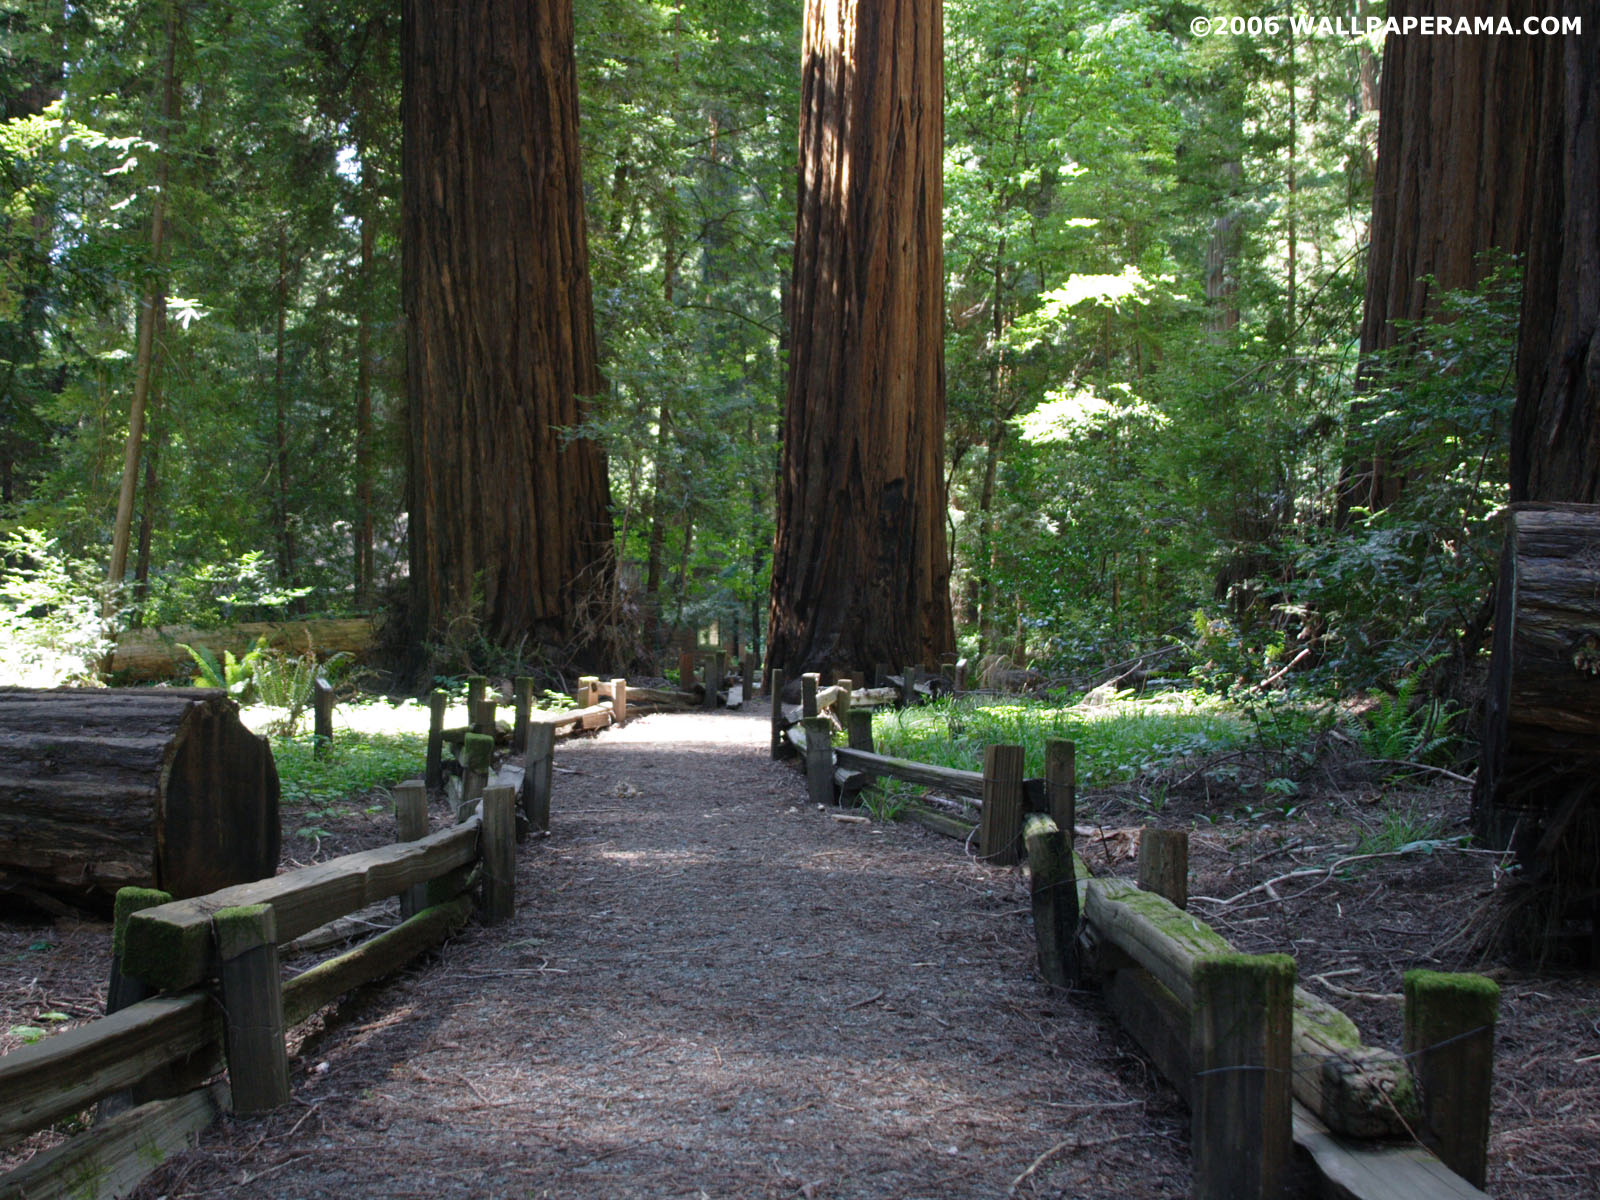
[246, 699, 431, 822]
[869, 690, 1259, 787]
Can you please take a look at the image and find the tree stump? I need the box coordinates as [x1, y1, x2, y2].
[0, 688, 280, 909]
[1475, 502, 1600, 957]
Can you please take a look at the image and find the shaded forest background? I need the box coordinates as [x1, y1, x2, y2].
[1, 0, 1516, 702]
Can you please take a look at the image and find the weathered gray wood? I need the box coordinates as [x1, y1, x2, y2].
[122, 820, 481, 991]
[1084, 871, 1417, 1138]
[1023, 813, 1079, 987]
[1192, 953, 1294, 1200]
[1292, 1103, 1490, 1200]
[213, 904, 289, 1115]
[525, 723, 554, 833]
[526, 701, 612, 730]
[802, 716, 835, 808]
[312, 678, 334, 759]
[460, 731, 493, 819]
[0, 688, 278, 903]
[742, 656, 755, 706]
[1138, 828, 1189, 909]
[1104, 965, 1191, 1101]
[0, 994, 219, 1148]
[393, 780, 429, 919]
[1044, 739, 1076, 833]
[280, 896, 473, 1026]
[770, 668, 792, 760]
[846, 708, 874, 752]
[977, 743, 1026, 864]
[609, 678, 627, 724]
[480, 785, 516, 924]
[801, 672, 820, 717]
[702, 660, 718, 710]
[0, 1081, 227, 1200]
[1405, 971, 1498, 1189]
[100, 887, 177, 1116]
[575, 675, 598, 709]
[833, 746, 983, 797]
[426, 689, 448, 790]
[901, 664, 920, 705]
[812, 683, 846, 714]
[466, 675, 487, 715]
[833, 765, 868, 794]
[513, 676, 534, 752]
[903, 804, 976, 840]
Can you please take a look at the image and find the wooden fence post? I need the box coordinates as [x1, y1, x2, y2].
[702, 658, 717, 709]
[1191, 953, 1294, 1200]
[836, 680, 852, 722]
[1404, 970, 1499, 1188]
[1138, 828, 1189, 910]
[214, 903, 291, 1115]
[466, 675, 487, 717]
[901, 664, 920, 706]
[1044, 739, 1075, 833]
[846, 708, 874, 752]
[513, 676, 533, 752]
[473, 695, 497, 736]
[873, 662, 889, 688]
[480, 785, 516, 925]
[802, 716, 834, 808]
[954, 657, 968, 693]
[577, 675, 599, 709]
[678, 650, 695, 688]
[742, 655, 755, 706]
[610, 678, 627, 725]
[461, 732, 493, 820]
[977, 743, 1026, 864]
[394, 780, 429, 919]
[426, 689, 448, 790]
[716, 652, 728, 696]
[801, 672, 820, 718]
[1023, 813, 1079, 987]
[312, 678, 333, 759]
[526, 723, 554, 833]
[770, 668, 791, 760]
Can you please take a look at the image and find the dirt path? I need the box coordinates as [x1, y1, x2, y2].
[134, 709, 1188, 1199]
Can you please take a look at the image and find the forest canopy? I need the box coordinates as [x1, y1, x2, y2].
[0, 0, 1519, 701]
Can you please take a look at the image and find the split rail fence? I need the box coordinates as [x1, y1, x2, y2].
[0, 676, 631, 1200]
[772, 667, 1497, 1200]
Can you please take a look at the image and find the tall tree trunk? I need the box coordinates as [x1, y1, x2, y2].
[132, 304, 168, 627]
[105, 4, 179, 613]
[354, 151, 377, 607]
[402, 0, 613, 659]
[1473, 7, 1597, 955]
[273, 225, 298, 600]
[767, 0, 955, 678]
[1340, 0, 1541, 523]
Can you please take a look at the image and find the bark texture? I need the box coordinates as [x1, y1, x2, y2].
[402, 0, 612, 655]
[767, 0, 955, 679]
[0, 689, 279, 906]
[1342, 0, 1542, 518]
[1474, 10, 1599, 956]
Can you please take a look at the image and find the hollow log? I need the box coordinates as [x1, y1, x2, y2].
[1475, 503, 1600, 953]
[0, 688, 280, 908]
[107, 617, 379, 683]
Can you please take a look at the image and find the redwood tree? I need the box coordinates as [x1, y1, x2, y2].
[766, 0, 955, 679]
[1340, 0, 1541, 519]
[402, 0, 612, 656]
[1476, 15, 1599, 867]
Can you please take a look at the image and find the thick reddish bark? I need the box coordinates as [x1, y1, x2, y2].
[1341, 0, 1542, 519]
[766, 0, 955, 679]
[402, 0, 612, 656]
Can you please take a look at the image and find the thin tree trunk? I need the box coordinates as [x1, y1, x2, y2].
[273, 226, 298, 600]
[354, 153, 376, 607]
[767, 0, 955, 677]
[131, 304, 168, 627]
[105, 4, 179, 612]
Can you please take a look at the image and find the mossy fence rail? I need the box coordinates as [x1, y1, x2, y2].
[772, 664, 1499, 1200]
[0, 678, 633, 1200]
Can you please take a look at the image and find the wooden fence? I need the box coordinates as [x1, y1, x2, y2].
[775, 691, 1497, 1200]
[0, 678, 628, 1200]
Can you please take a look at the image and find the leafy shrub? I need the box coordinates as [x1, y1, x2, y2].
[0, 528, 110, 687]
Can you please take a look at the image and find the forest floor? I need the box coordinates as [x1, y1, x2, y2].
[2, 705, 1597, 1198]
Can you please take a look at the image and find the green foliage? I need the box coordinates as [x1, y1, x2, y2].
[1354, 803, 1452, 857]
[0, 528, 110, 687]
[178, 637, 264, 699]
[1358, 659, 1461, 767]
[272, 726, 424, 812]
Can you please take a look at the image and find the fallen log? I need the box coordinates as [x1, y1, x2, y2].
[0, 688, 280, 907]
[107, 617, 379, 683]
